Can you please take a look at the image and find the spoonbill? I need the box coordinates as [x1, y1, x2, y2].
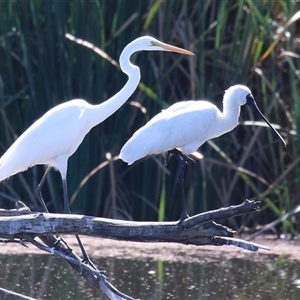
[119, 85, 286, 222]
[0, 36, 193, 263]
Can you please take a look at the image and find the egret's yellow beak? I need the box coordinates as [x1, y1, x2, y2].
[151, 40, 194, 56]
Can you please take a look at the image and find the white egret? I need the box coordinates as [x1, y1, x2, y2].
[0, 36, 193, 263]
[119, 85, 286, 222]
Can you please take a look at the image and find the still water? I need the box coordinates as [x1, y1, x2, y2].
[0, 251, 299, 299]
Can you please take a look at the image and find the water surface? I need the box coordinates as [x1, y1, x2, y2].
[0, 251, 299, 299]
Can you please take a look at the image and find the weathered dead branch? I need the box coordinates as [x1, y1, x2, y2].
[0, 199, 266, 250]
[1, 201, 137, 300]
[0, 199, 268, 300]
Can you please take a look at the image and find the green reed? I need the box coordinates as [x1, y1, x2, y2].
[0, 0, 299, 233]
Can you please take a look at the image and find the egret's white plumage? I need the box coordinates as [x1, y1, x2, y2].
[0, 100, 88, 180]
[120, 85, 285, 165]
[0, 36, 193, 212]
[0, 36, 193, 266]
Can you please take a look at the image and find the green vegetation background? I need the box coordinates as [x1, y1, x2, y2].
[0, 0, 299, 233]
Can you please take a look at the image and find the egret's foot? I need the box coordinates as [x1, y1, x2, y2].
[75, 235, 98, 270]
[54, 236, 74, 252]
[80, 249, 98, 270]
[178, 210, 189, 225]
[53, 236, 62, 247]
[178, 214, 190, 226]
[82, 256, 98, 270]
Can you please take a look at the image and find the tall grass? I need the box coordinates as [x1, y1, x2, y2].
[0, 0, 299, 233]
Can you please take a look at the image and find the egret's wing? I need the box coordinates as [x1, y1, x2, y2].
[0, 100, 89, 179]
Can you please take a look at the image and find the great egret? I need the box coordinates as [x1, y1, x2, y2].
[119, 85, 286, 222]
[0, 36, 193, 263]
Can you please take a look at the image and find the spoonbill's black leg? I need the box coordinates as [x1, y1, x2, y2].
[62, 178, 97, 270]
[177, 155, 189, 223]
[168, 149, 195, 164]
[167, 149, 194, 224]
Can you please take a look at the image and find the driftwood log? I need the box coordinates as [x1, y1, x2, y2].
[0, 200, 268, 300]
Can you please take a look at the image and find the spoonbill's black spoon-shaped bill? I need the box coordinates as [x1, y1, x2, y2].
[246, 94, 286, 146]
[119, 85, 286, 222]
[0, 36, 194, 264]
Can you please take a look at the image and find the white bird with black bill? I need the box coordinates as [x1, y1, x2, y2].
[119, 85, 286, 223]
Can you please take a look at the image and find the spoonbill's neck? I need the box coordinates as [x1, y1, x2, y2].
[212, 98, 242, 139]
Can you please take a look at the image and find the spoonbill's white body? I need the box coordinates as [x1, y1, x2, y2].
[119, 85, 285, 221]
[120, 85, 285, 164]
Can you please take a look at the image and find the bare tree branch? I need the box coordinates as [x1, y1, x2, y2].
[0, 201, 137, 300]
[0, 200, 266, 250]
[0, 199, 267, 300]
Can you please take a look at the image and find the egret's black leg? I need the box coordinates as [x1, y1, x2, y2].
[62, 178, 71, 215]
[35, 166, 52, 212]
[62, 178, 97, 270]
[35, 167, 73, 251]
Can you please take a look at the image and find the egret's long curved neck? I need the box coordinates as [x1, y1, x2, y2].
[88, 42, 141, 127]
